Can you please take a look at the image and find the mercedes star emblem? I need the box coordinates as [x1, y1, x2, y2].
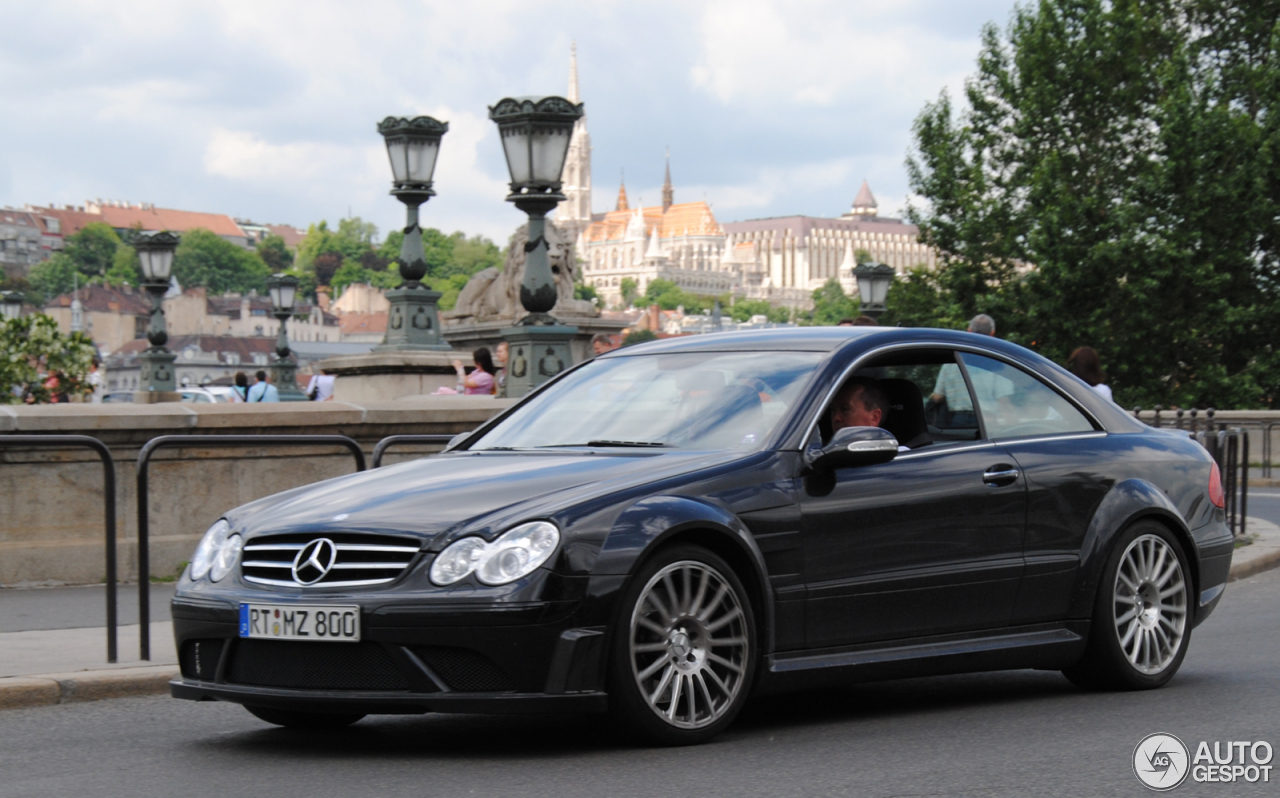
[292, 538, 337, 585]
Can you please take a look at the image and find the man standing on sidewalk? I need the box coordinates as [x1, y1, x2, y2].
[247, 371, 279, 403]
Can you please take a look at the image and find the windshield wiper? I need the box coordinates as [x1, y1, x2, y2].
[584, 440, 672, 448]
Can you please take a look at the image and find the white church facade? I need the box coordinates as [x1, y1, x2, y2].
[552, 48, 939, 310]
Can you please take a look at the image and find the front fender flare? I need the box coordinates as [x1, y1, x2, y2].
[594, 495, 776, 654]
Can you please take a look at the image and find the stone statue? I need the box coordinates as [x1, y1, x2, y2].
[444, 220, 599, 324]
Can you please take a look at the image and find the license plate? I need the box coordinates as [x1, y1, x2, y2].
[239, 603, 360, 642]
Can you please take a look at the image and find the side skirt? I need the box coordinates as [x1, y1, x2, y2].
[758, 622, 1090, 694]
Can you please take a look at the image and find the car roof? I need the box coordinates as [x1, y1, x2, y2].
[602, 326, 1006, 355]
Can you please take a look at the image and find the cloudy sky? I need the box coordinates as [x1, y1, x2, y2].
[0, 0, 1019, 244]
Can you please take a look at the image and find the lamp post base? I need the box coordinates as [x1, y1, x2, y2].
[271, 356, 308, 402]
[501, 322, 578, 398]
[375, 284, 453, 352]
[138, 349, 177, 394]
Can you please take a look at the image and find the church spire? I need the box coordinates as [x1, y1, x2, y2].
[616, 173, 629, 211]
[662, 149, 673, 213]
[567, 41, 580, 103]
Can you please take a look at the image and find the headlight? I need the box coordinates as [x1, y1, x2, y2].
[190, 520, 242, 582]
[430, 521, 560, 586]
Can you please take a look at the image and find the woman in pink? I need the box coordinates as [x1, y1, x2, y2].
[452, 347, 496, 395]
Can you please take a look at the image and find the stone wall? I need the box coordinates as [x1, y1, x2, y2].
[0, 398, 513, 586]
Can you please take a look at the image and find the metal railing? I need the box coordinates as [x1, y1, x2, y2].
[135, 434, 366, 660]
[1132, 408, 1250, 538]
[371, 434, 455, 468]
[0, 435, 119, 662]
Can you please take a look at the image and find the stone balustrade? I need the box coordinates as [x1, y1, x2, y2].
[0, 397, 513, 586]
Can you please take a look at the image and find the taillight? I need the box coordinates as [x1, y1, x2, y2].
[1209, 461, 1225, 509]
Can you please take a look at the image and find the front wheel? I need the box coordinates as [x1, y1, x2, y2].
[1064, 521, 1191, 690]
[245, 705, 366, 730]
[608, 545, 756, 746]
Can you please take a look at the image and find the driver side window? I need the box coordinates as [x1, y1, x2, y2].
[959, 353, 1094, 439]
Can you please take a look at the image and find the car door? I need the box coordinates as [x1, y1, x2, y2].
[957, 352, 1110, 625]
[798, 351, 1028, 649]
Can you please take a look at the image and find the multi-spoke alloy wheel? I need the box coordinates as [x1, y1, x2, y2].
[610, 545, 755, 745]
[1113, 534, 1187, 674]
[1063, 521, 1192, 690]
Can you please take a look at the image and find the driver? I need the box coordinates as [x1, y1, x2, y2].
[829, 377, 911, 452]
[830, 377, 889, 432]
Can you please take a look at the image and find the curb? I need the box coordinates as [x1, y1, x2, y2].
[1229, 547, 1280, 582]
[0, 666, 177, 711]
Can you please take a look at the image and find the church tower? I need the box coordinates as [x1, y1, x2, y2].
[556, 43, 593, 244]
[662, 150, 674, 213]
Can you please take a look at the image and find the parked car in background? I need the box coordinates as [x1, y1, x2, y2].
[178, 388, 227, 404]
[170, 328, 1234, 745]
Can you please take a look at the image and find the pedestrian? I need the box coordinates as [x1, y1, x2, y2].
[1067, 346, 1112, 401]
[247, 370, 279, 402]
[230, 371, 250, 402]
[494, 341, 509, 396]
[928, 314, 999, 427]
[451, 347, 496, 395]
[305, 369, 335, 401]
[86, 358, 103, 403]
[851, 316, 878, 326]
[591, 333, 618, 356]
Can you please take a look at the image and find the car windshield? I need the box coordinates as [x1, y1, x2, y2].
[471, 351, 822, 452]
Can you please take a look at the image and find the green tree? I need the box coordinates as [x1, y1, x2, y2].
[574, 281, 599, 305]
[104, 245, 141, 288]
[63, 223, 122, 278]
[622, 328, 658, 347]
[880, 266, 960, 329]
[256, 234, 294, 272]
[644, 279, 712, 312]
[330, 260, 400, 297]
[805, 279, 858, 326]
[0, 315, 97, 403]
[907, 0, 1280, 408]
[619, 278, 640, 307]
[27, 253, 79, 300]
[172, 229, 271, 295]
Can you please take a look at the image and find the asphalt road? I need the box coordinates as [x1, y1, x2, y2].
[1, 568, 1277, 797]
[0, 583, 173, 633]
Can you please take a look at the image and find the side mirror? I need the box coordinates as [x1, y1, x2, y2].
[804, 426, 899, 472]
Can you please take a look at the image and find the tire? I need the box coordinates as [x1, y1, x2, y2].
[1063, 520, 1192, 690]
[608, 544, 757, 746]
[245, 705, 366, 730]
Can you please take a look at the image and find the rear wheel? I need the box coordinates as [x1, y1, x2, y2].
[245, 705, 366, 730]
[608, 545, 756, 746]
[1064, 521, 1191, 690]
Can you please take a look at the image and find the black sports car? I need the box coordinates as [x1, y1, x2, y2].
[170, 327, 1233, 744]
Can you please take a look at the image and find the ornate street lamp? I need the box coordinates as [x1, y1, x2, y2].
[266, 273, 306, 401]
[0, 290, 23, 322]
[134, 231, 180, 395]
[488, 94, 584, 396]
[373, 115, 452, 351]
[853, 261, 895, 321]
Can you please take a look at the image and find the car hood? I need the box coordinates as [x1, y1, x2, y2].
[224, 448, 748, 545]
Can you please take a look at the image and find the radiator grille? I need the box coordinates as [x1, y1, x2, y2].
[241, 532, 421, 588]
[413, 646, 517, 692]
[227, 639, 411, 691]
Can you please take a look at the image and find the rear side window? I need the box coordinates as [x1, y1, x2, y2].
[959, 353, 1095, 439]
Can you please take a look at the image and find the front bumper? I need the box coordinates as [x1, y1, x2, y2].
[169, 592, 610, 715]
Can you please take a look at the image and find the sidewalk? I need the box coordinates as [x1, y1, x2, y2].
[3, 518, 1280, 712]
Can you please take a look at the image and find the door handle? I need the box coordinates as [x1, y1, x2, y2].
[983, 466, 1020, 486]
